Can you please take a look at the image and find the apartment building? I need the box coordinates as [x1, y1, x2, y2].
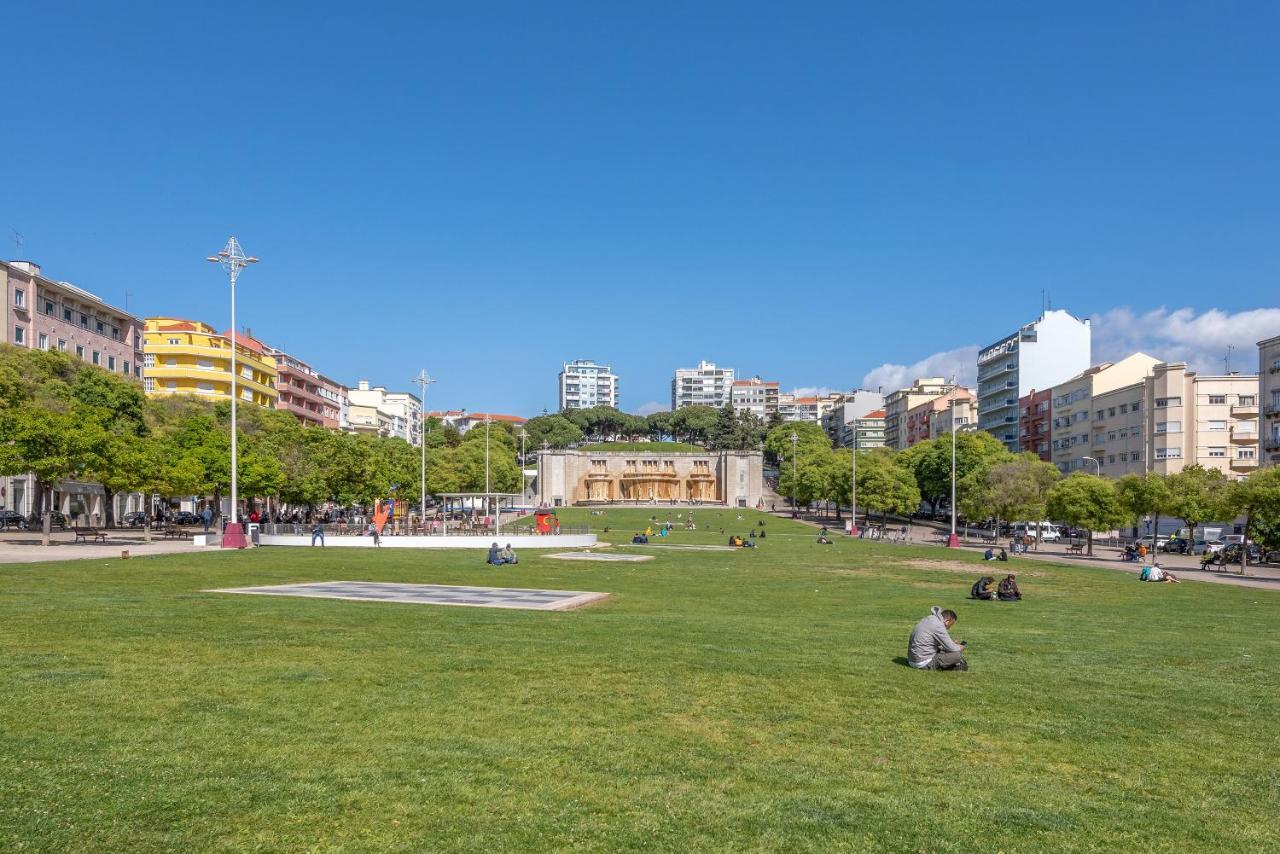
[905, 388, 975, 446]
[143, 318, 278, 407]
[883, 377, 952, 451]
[427, 410, 528, 435]
[1050, 353, 1162, 473]
[3, 260, 145, 380]
[853, 410, 887, 450]
[1261, 335, 1280, 467]
[822, 390, 886, 447]
[977, 309, 1092, 451]
[559, 360, 619, 410]
[730, 378, 780, 418]
[317, 375, 349, 430]
[671, 360, 735, 409]
[264, 346, 327, 428]
[1087, 362, 1259, 480]
[348, 381, 422, 445]
[2, 260, 147, 521]
[1018, 389, 1052, 461]
[927, 395, 978, 440]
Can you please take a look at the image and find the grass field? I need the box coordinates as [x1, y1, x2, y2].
[3, 508, 1279, 852]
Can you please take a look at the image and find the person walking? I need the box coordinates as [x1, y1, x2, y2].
[367, 520, 380, 547]
[311, 521, 325, 547]
[201, 506, 213, 533]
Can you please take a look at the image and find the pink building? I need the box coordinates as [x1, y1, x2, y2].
[905, 388, 976, 446]
[264, 345, 327, 428]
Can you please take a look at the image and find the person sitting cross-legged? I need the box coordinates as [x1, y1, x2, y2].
[970, 576, 996, 601]
[907, 606, 968, 671]
[499, 544, 518, 565]
[983, 548, 996, 561]
[997, 573, 1021, 601]
[486, 542, 503, 566]
[997, 548, 1008, 562]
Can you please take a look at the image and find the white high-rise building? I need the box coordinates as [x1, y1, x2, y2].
[976, 309, 1092, 452]
[559, 360, 619, 410]
[672, 360, 735, 409]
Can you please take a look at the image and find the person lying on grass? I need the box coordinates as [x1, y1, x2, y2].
[970, 576, 996, 600]
[907, 606, 968, 671]
[1140, 563, 1181, 583]
[997, 573, 1021, 601]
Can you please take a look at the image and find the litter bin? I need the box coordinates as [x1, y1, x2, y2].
[248, 523, 260, 545]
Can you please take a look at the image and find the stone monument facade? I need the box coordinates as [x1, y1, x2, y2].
[537, 450, 763, 508]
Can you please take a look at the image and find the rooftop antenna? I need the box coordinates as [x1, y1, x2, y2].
[11, 229, 23, 256]
[125, 290, 133, 313]
[1225, 345, 1235, 374]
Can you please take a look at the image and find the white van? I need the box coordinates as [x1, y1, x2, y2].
[1012, 521, 1061, 542]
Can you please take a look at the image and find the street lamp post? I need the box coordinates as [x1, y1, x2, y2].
[412, 369, 436, 531]
[790, 432, 799, 518]
[519, 428, 528, 503]
[539, 440, 549, 507]
[849, 416, 860, 537]
[948, 379, 960, 548]
[1080, 456, 1101, 475]
[207, 237, 258, 549]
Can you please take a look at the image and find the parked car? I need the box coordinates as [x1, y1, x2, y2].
[1210, 543, 1262, 565]
[167, 511, 201, 526]
[1165, 536, 1211, 555]
[1013, 521, 1061, 542]
[0, 510, 29, 530]
[121, 511, 149, 528]
[26, 510, 68, 530]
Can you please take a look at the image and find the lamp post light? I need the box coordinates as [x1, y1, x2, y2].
[849, 415, 860, 538]
[1080, 456, 1101, 475]
[540, 440, 549, 507]
[207, 236, 258, 549]
[412, 369, 436, 529]
[790, 432, 799, 518]
[519, 428, 528, 502]
[947, 379, 960, 548]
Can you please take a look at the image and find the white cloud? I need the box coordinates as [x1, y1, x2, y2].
[860, 345, 979, 393]
[788, 386, 839, 398]
[635, 401, 667, 416]
[1091, 306, 1280, 373]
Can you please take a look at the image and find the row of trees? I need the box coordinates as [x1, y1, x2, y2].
[522, 404, 768, 451]
[767, 418, 1280, 559]
[0, 346, 522, 531]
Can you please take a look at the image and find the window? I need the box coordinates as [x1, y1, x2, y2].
[43, 299, 54, 316]
[1155, 421, 1181, 434]
[1239, 448, 1256, 460]
[134, 365, 141, 379]
[1108, 407, 1116, 416]
[196, 382, 214, 393]
[63, 307, 73, 322]
[1208, 395, 1225, 405]
[167, 337, 180, 345]
[13, 288, 24, 307]
[143, 377, 154, 393]
[1155, 447, 1182, 460]
[1155, 397, 1181, 408]
[92, 351, 100, 365]
[165, 357, 177, 367]
[79, 313, 88, 328]
[75, 345, 84, 359]
[123, 360, 130, 376]
[1239, 395, 1256, 405]
[95, 320, 105, 334]
[165, 380, 177, 390]
[1133, 401, 1141, 411]
[57, 339, 66, 352]
[1207, 447, 1226, 458]
[1120, 404, 1128, 413]
[107, 356, 116, 371]
[37, 333, 48, 350]
[13, 326, 24, 345]
[111, 327, 120, 341]
[1207, 420, 1227, 431]
[143, 353, 155, 367]
[197, 358, 214, 370]
[1108, 431, 1116, 441]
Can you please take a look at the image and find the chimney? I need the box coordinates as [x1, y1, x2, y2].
[9, 261, 40, 275]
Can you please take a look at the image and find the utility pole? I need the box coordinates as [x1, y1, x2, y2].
[412, 369, 436, 529]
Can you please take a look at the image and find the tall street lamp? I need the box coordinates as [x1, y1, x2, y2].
[412, 369, 436, 528]
[948, 378, 960, 548]
[207, 236, 258, 549]
[1080, 456, 1101, 475]
[848, 414, 860, 537]
[790, 432, 799, 518]
[519, 428, 528, 503]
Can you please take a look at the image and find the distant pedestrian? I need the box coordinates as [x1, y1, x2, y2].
[201, 506, 213, 533]
[311, 522, 325, 547]
[367, 521, 380, 546]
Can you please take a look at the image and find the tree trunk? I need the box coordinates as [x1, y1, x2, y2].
[104, 489, 116, 529]
[1243, 512, 1252, 573]
[144, 518, 152, 543]
[1087, 528, 1094, 557]
[42, 510, 51, 547]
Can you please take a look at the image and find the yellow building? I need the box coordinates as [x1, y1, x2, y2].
[143, 317, 278, 407]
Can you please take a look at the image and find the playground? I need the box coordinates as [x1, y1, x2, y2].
[2, 508, 1278, 851]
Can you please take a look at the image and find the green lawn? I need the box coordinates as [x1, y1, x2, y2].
[3, 508, 1279, 851]
[578, 441, 704, 452]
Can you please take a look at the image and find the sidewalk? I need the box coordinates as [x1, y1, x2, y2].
[0, 531, 206, 565]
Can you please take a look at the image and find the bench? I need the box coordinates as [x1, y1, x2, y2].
[74, 528, 108, 543]
[1066, 541, 1086, 555]
[161, 526, 186, 540]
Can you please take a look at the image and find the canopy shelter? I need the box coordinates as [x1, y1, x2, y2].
[433, 492, 523, 535]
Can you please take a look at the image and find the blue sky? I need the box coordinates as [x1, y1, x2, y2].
[6, 2, 1279, 415]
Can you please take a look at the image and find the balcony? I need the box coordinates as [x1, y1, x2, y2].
[1266, 404, 1280, 419]
[1230, 426, 1258, 444]
[1230, 456, 1258, 470]
[1231, 402, 1259, 417]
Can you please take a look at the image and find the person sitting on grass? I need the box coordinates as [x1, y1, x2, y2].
[486, 542, 502, 565]
[499, 544, 518, 565]
[817, 533, 832, 544]
[984, 547, 995, 561]
[997, 573, 1021, 601]
[1142, 562, 1181, 583]
[631, 532, 648, 544]
[997, 548, 1008, 562]
[907, 606, 968, 671]
[969, 576, 996, 600]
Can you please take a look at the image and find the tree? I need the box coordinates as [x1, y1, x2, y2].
[959, 454, 1059, 545]
[856, 449, 922, 521]
[646, 411, 676, 442]
[1225, 467, 1280, 568]
[1046, 473, 1129, 556]
[671, 406, 718, 446]
[1115, 472, 1172, 542]
[1166, 465, 1232, 539]
[900, 432, 1011, 516]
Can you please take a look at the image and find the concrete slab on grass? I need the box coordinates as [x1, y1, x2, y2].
[207, 581, 610, 611]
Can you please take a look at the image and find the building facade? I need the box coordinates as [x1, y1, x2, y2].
[977, 309, 1092, 451]
[1018, 389, 1052, 461]
[317, 375, 349, 430]
[671, 360, 735, 409]
[851, 410, 887, 450]
[265, 346, 327, 428]
[883, 377, 952, 451]
[730, 378, 780, 418]
[559, 359, 619, 410]
[2, 260, 147, 522]
[904, 388, 975, 446]
[538, 449, 763, 507]
[822, 390, 886, 447]
[1050, 353, 1162, 474]
[1261, 335, 1280, 467]
[927, 395, 977, 440]
[347, 381, 422, 445]
[143, 319, 278, 407]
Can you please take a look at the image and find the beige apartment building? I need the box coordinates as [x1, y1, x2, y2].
[928, 396, 977, 439]
[1261, 335, 1280, 467]
[883, 377, 952, 451]
[1085, 362, 1259, 480]
[1051, 354, 1161, 473]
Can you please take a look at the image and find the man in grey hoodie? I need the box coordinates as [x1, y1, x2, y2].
[907, 606, 967, 671]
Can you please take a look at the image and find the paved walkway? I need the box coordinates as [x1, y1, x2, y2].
[0, 531, 205, 564]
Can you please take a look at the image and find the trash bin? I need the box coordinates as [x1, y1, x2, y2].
[248, 523, 260, 545]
